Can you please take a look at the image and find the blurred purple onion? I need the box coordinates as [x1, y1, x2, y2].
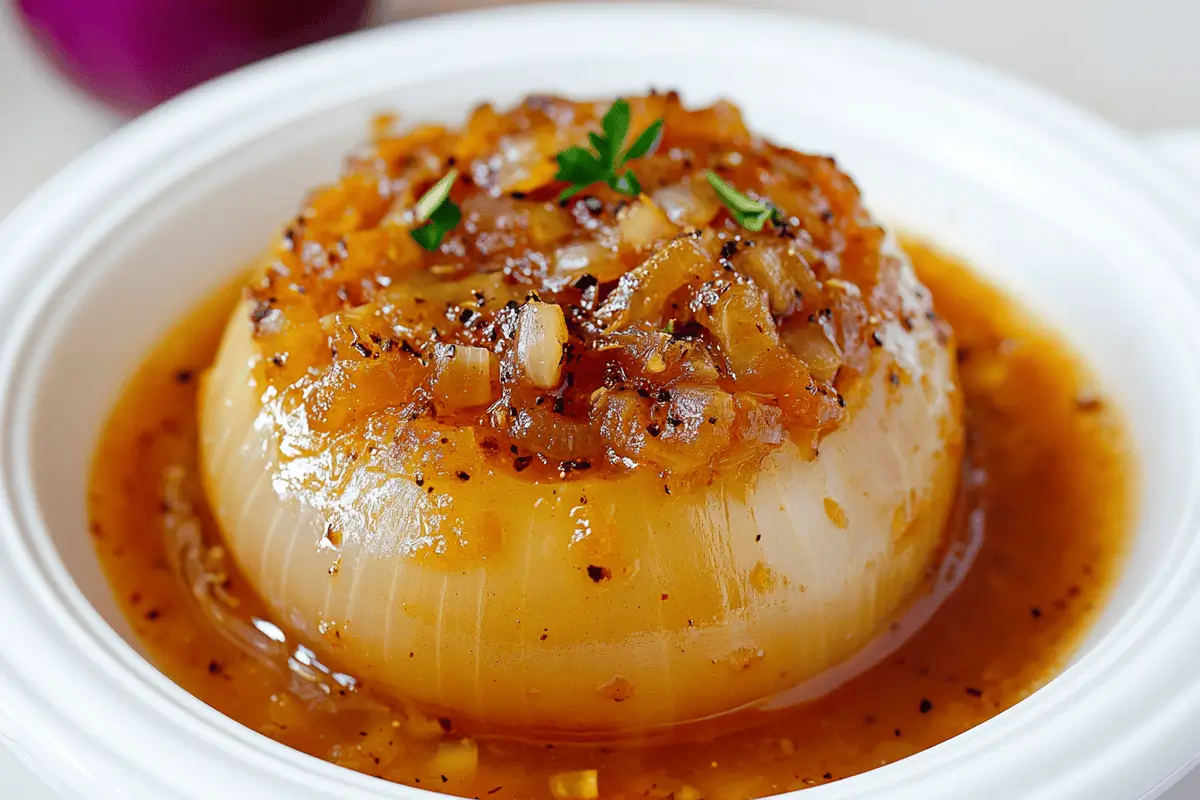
[16, 0, 372, 114]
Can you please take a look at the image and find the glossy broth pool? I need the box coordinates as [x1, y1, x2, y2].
[88, 240, 1133, 799]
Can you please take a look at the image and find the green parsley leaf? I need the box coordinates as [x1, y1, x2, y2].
[601, 99, 632, 152]
[556, 147, 603, 199]
[587, 131, 610, 163]
[607, 170, 641, 196]
[411, 169, 461, 251]
[706, 170, 782, 232]
[554, 99, 663, 202]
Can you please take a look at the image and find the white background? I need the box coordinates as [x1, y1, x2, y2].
[2, 1, 1198, 796]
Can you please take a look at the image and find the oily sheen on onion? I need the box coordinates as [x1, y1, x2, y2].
[199, 94, 963, 741]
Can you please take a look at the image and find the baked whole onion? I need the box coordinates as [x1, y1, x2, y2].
[199, 94, 963, 741]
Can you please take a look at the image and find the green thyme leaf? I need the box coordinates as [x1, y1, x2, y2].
[411, 169, 461, 251]
[411, 201, 462, 251]
[554, 99, 663, 202]
[624, 119, 663, 161]
[706, 170, 782, 232]
[415, 169, 459, 223]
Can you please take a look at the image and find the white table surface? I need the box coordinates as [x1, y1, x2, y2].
[3, 2, 1200, 797]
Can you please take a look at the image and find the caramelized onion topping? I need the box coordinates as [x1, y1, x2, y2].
[246, 93, 908, 478]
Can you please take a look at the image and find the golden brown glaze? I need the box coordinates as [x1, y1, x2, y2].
[89, 241, 1132, 799]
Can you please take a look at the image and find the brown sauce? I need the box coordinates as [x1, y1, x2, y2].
[88, 240, 1132, 799]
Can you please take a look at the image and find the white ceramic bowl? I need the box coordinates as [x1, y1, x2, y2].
[3, 4, 1200, 798]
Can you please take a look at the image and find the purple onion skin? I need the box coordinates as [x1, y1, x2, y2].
[16, 0, 372, 114]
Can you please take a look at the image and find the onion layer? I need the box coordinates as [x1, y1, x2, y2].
[199, 246, 961, 741]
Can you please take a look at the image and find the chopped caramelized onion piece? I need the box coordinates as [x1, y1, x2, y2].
[733, 392, 787, 449]
[451, 103, 501, 163]
[527, 204, 574, 246]
[319, 306, 386, 357]
[664, 99, 751, 144]
[598, 236, 715, 331]
[516, 301, 569, 389]
[699, 281, 779, 377]
[655, 386, 736, 471]
[700, 281, 843, 430]
[652, 181, 721, 228]
[553, 241, 628, 284]
[497, 405, 603, 462]
[736, 243, 806, 316]
[432, 344, 498, 410]
[592, 386, 734, 473]
[333, 227, 423, 284]
[780, 324, 843, 382]
[492, 134, 559, 193]
[617, 195, 678, 249]
[593, 329, 720, 386]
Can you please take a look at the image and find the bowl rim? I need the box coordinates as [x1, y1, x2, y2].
[3, 3, 1200, 798]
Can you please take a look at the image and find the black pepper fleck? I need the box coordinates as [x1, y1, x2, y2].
[587, 565, 612, 582]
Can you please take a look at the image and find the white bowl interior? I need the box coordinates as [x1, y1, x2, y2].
[5, 8, 1200, 799]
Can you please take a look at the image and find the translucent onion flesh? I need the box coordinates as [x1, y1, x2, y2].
[198, 246, 962, 742]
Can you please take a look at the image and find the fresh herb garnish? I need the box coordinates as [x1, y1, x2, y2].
[706, 170, 782, 232]
[555, 99, 663, 202]
[410, 169, 462, 251]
